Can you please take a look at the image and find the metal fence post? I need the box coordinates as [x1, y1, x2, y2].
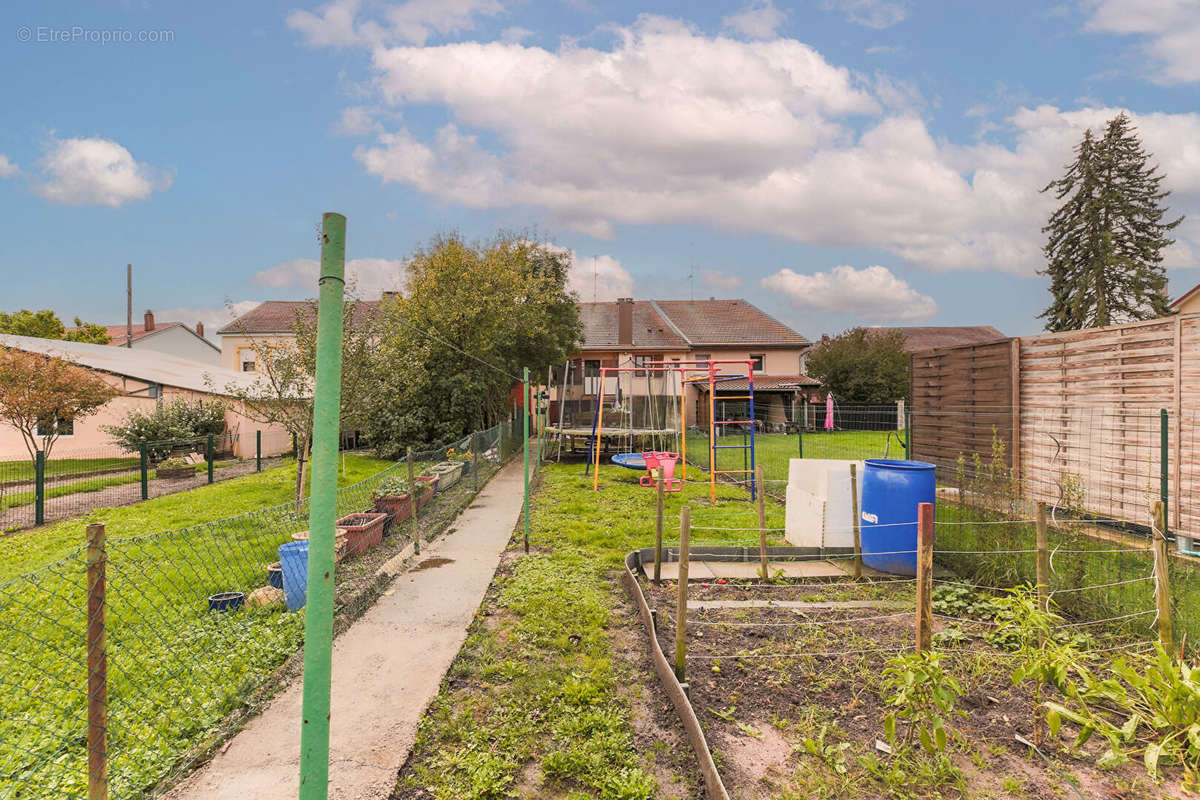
[472, 432, 479, 491]
[905, 408, 912, 458]
[86, 522, 107, 800]
[206, 434, 215, 484]
[256, 430, 262, 473]
[523, 367, 531, 554]
[34, 450, 44, 526]
[1153, 500, 1173, 652]
[138, 442, 148, 500]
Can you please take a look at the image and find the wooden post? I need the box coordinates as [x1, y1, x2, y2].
[674, 506, 690, 682]
[408, 447, 419, 555]
[850, 463, 862, 580]
[86, 523, 107, 800]
[654, 476, 664, 583]
[1153, 500, 1174, 652]
[756, 465, 768, 581]
[1035, 502, 1049, 613]
[916, 502, 934, 653]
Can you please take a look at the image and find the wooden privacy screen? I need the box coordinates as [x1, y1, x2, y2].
[910, 314, 1200, 538]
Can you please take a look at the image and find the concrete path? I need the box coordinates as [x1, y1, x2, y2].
[165, 458, 525, 800]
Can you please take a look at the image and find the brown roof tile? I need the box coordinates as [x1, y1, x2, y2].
[580, 299, 807, 350]
[217, 300, 379, 335]
[579, 301, 690, 350]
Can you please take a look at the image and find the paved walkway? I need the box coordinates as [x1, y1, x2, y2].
[165, 458, 526, 800]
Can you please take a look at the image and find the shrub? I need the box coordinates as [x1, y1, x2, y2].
[103, 399, 226, 461]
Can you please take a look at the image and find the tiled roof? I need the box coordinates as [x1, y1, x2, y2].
[72, 322, 219, 352]
[579, 301, 690, 350]
[579, 299, 807, 350]
[696, 375, 820, 391]
[217, 300, 380, 335]
[877, 326, 1007, 353]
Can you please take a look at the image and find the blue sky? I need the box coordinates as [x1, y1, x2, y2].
[2, 0, 1199, 341]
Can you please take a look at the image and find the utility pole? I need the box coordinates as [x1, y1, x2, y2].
[125, 264, 133, 348]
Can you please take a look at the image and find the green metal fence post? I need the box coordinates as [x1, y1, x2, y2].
[298, 211, 347, 800]
[206, 435, 215, 484]
[256, 430, 262, 472]
[797, 423, 803, 458]
[472, 431, 480, 491]
[905, 408, 912, 458]
[34, 450, 44, 526]
[139, 442, 149, 500]
[523, 368, 530, 554]
[1161, 408, 1170, 540]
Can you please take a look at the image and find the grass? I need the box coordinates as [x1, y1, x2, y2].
[0, 455, 141, 482]
[0, 453, 394, 583]
[397, 461, 787, 799]
[0, 451, 402, 798]
[0, 460, 244, 514]
[684, 429, 899, 491]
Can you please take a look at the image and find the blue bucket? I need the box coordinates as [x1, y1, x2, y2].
[278, 541, 309, 612]
[860, 459, 936, 576]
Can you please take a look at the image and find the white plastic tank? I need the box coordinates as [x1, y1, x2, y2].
[784, 459, 865, 548]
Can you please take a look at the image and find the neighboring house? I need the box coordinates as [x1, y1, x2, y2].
[555, 298, 818, 430]
[0, 334, 293, 461]
[1171, 283, 1200, 315]
[871, 325, 1007, 353]
[216, 300, 381, 373]
[68, 310, 222, 365]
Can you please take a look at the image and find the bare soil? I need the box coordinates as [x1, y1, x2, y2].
[640, 577, 1184, 800]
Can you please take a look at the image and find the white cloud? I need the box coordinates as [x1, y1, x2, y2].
[253, 257, 408, 298]
[334, 106, 383, 136]
[722, 0, 787, 39]
[560, 249, 634, 302]
[0, 155, 18, 178]
[500, 25, 532, 43]
[1083, 0, 1200, 84]
[33, 137, 170, 207]
[288, 0, 505, 48]
[157, 301, 261, 343]
[823, 0, 909, 29]
[762, 265, 937, 322]
[701, 269, 743, 290]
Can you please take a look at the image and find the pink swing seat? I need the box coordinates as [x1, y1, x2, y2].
[639, 451, 682, 492]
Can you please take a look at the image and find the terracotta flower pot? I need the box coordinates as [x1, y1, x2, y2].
[374, 493, 413, 522]
[335, 512, 388, 557]
[414, 475, 438, 507]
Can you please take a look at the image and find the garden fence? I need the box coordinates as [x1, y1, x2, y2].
[0, 417, 525, 799]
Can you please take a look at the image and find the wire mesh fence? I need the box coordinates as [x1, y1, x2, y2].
[0, 418, 521, 799]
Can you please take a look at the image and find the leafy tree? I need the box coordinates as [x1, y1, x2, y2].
[0, 309, 110, 344]
[366, 232, 582, 455]
[101, 398, 227, 462]
[805, 327, 909, 403]
[0, 348, 118, 460]
[1040, 113, 1183, 331]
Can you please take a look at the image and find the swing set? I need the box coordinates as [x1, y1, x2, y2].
[584, 359, 758, 501]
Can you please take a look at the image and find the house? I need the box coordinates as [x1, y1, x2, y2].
[554, 298, 818, 431]
[69, 310, 222, 365]
[871, 325, 1007, 353]
[1171, 283, 1200, 315]
[216, 300, 381, 374]
[0, 334, 293, 461]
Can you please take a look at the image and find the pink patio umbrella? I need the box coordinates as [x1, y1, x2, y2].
[824, 393, 835, 430]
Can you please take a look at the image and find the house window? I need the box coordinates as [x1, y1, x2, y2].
[584, 359, 601, 378]
[633, 353, 661, 376]
[240, 348, 257, 373]
[750, 354, 765, 371]
[35, 416, 74, 438]
[693, 353, 710, 364]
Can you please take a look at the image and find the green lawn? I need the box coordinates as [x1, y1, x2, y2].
[0, 451, 401, 798]
[684, 429, 902, 491]
[0, 453, 393, 583]
[0, 455, 141, 483]
[397, 461, 787, 799]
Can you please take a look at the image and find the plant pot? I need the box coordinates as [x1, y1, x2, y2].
[157, 466, 194, 480]
[208, 591, 245, 612]
[292, 530, 349, 561]
[374, 493, 413, 522]
[335, 512, 388, 557]
[267, 562, 284, 590]
[414, 475, 438, 507]
[430, 461, 464, 491]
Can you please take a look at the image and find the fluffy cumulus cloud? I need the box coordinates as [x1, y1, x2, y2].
[33, 137, 171, 207]
[722, 0, 788, 39]
[301, 7, 1200, 275]
[762, 264, 937, 322]
[253, 257, 409, 299]
[556, 249, 634, 302]
[1083, 0, 1200, 85]
[822, 0, 909, 29]
[288, 0, 505, 47]
[701, 269, 743, 290]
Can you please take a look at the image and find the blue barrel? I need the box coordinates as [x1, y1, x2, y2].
[860, 459, 936, 576]
[278, 541, 309, 611]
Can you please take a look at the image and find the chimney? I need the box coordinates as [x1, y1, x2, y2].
[196, 321, 205, 338]
[143, 310, 155, 332]
[617, 297, 634, 347]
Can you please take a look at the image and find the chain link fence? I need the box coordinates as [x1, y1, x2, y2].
[0, 418, 523, 799]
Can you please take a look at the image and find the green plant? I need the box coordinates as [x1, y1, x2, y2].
[371, 474, 414, 500]
[802, 724, 852, 775]
[1046, 644, 1200, 789]
[157, 457, 191, 470]
[102, 398, 227, 462]
[880, 650, 965, 756]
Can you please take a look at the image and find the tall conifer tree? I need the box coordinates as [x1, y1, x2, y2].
[1039, 113, 1182, 331]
